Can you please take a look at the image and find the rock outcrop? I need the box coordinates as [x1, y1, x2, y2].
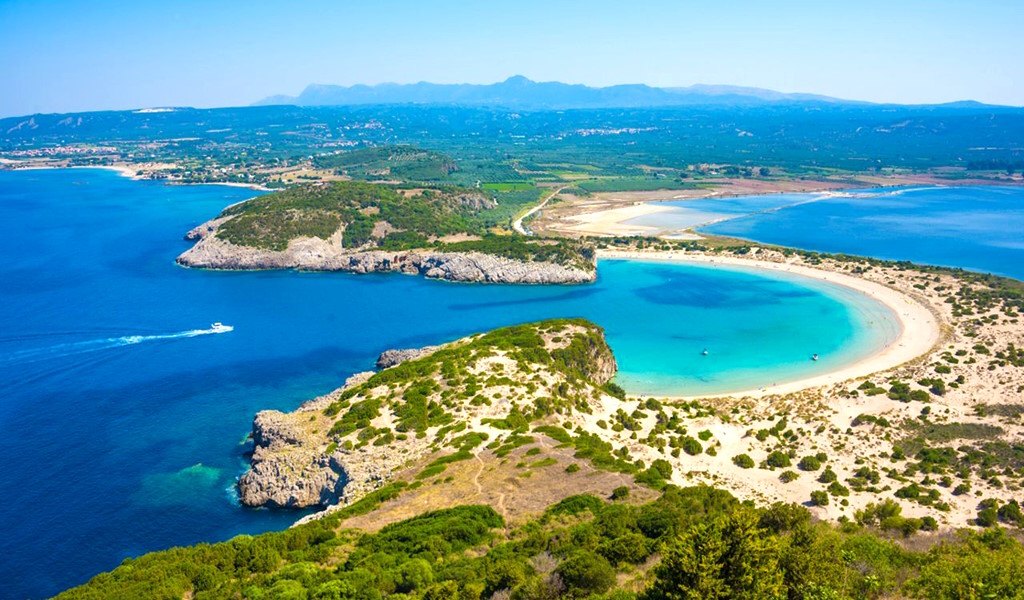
[375, 345, 441, 369]
[176, 219, 596, 284]
[238, 410, 344, 508]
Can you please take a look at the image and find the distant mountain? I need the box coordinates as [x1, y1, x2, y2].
[254, 75, 869, 109]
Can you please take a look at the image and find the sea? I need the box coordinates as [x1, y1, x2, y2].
[0, 169, 1014, 598]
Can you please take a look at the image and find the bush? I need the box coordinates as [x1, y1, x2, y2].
[765, 451, 791, 469]
[998, 500, 1024, 526]
[598, 532, 652, 566]
[797, 456, 822, 471]
[682, 437, 703, 456]
[779, 471, 799, 483]
[565, 463, 581, 474]
[556, 550, 617, 597]
[732, 454, 755, 469]
[977, 507, 999, 528]
[611, 486, 630, 501]
[827, 482, 850, 497]
[908, 390, 931, 402]
[810, 491, 829, 506]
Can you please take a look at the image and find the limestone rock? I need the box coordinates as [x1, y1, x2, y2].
[237, 410, 343, 508]
[376, 346, 441, 369]
[176, 218, 596, 284]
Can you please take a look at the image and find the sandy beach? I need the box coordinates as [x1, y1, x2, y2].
[562, 202, 677, 236]
[584, 245, 1024, 528]
[597, 248, 941, 399]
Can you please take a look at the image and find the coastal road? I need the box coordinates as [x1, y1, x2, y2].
[512, 186, 565, 235]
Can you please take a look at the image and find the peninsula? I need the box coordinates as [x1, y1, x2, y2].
[177, 181, 596, 284]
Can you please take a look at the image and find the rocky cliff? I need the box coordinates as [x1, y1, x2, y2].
[177, 219, 595, 284]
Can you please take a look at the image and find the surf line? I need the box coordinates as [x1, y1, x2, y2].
[0, 323, 233, 364]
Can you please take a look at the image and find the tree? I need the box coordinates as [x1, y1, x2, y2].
[644, 510, 784, 599]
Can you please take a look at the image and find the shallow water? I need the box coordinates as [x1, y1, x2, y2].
[687, 186, 1024, 281]
[0, 169, 896, 597]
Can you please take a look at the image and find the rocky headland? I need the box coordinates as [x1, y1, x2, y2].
[177, 220, 595, 284]
[237, 319, 618, 510]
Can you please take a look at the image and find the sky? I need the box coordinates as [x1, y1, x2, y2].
[2, 0, 1023, 117]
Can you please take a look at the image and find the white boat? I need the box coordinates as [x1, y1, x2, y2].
[210, 322, 234, 333]
[812, 354, 819, 361]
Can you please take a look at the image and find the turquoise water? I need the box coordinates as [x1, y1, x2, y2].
[0, 169, 895, 598]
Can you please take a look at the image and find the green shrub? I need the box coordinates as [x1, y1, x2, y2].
[732, 454, 755, 469]
[827, 482, 850, 497]
[557, 550, 617, 596]
[797, 456, 822, 471]
[779, 471, 799, 483]
[765, 451, 791, 469]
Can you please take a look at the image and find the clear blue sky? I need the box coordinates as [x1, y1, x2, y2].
[2, 0, 1022, 117]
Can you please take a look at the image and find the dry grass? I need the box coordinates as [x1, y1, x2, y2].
[339, 432, 657, 532]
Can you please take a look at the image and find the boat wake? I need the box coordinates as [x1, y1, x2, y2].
[0, 324, 233, 365]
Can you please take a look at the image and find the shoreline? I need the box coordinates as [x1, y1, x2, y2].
[1, 162, 273, 191]
[597, 249, 941, 399]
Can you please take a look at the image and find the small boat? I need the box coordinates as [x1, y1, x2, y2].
[812, 354, 819, 361]
[702, 348, 709, 356]
[210, 322, 234, 333]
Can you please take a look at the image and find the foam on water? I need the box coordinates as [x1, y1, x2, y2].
[0, 325, 233, 365]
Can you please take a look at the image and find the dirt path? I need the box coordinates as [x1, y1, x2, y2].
[472, 452, 485, 496]
[512, 186, 565, 235]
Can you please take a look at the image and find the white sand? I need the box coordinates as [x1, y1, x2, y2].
[562, 203, 675, 236]
[597, 249, 941, 399]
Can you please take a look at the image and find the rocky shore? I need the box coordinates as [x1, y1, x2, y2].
[237, 343, 452, 509]
[177, 219, 595, 284]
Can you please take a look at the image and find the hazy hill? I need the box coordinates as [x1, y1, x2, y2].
[255, 75, 866, 109]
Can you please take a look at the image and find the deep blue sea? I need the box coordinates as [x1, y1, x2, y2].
[643, 185, 1024, 281]
[0, 169, 898, 598]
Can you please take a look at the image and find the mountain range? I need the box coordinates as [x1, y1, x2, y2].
[254, 75, 994, 110]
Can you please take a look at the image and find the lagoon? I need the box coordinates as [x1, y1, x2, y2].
[628, 185, 1024, 281]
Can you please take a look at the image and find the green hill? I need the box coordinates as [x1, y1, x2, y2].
[207, 181, 593, 272]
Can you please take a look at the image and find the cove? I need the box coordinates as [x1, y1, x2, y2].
[0, 169, 895, 598]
